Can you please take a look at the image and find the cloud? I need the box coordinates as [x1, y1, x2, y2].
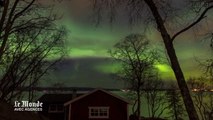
[41, 57, 125, 89]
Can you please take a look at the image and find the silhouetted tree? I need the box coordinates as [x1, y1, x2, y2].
[204, 54, 213, 79]
[166, 85, 185, 120]
[208, 27, 213, 79]
[188, 77, 213, 120]
[90, 0, 213, 119]
[0, 0, 66, 101]
[0, 0, 3, 7]
[144, 78, 167, 118]
[110, 34, 158, 120]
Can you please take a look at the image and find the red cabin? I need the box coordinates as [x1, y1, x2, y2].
[64, 89, 129, 120]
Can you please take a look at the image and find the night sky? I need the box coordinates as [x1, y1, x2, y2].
[41, 0, 213, 88]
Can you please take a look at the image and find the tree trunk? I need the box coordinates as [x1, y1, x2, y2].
[137, 89, 141, 120]
[144, 0, 199, 120]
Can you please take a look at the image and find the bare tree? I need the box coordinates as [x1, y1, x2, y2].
[205, 60, 213, 79]
[166, 84, 185, 120]
[0, 0, 66, 102]
[110, 34, 158, 120]
[143, 78, 167, 119]
[200, 35, 213, 79]
[90, 0, 213, 119]
[188, 77, 213, 120]
[205, 40, 213, 79]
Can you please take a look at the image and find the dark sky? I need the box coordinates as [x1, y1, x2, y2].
[41, 0, 213, 88]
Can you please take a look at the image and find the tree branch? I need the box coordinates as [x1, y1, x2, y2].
[171, 5, 213, 41]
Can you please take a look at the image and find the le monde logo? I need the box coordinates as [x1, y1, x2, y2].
[14, 101, 43, 112]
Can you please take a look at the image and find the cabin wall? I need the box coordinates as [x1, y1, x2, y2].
[70, 91, 128, 120]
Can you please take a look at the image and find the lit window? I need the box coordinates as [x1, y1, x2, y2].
[89, 107, 109, 118]
[49, 104, 64, 113]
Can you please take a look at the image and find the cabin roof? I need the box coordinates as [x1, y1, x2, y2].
[64, 89, 129, 106]
[38, 93, 83, 103]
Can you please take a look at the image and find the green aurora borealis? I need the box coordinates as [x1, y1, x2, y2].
[42, 0, 213, 88]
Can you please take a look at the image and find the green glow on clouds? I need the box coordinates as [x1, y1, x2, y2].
[94, 62, 121, 74]
[155, 64, 171, 73]
[53, 3, 211, 80]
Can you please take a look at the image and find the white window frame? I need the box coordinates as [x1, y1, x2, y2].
[48, 104, 64, 113]
[88, 107, 109, 119]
